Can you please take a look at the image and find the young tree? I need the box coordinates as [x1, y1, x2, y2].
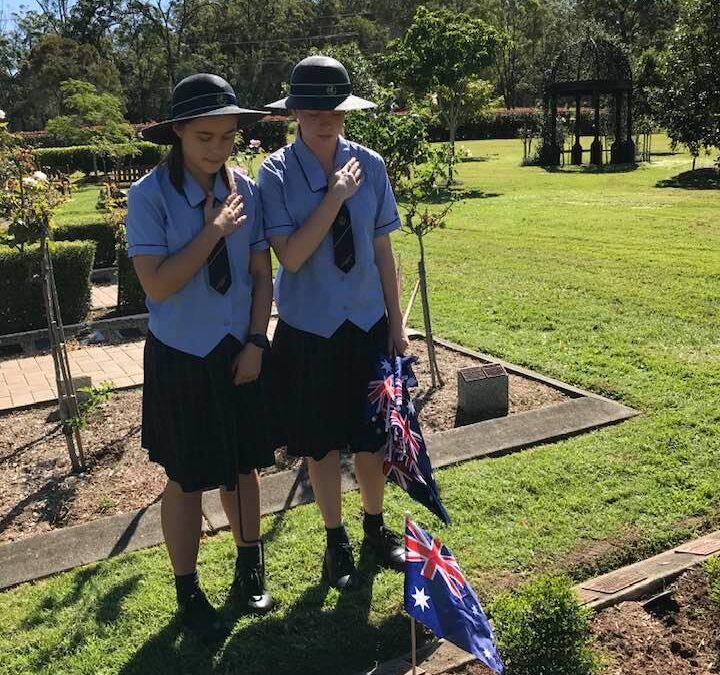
[383, 5, 500, 183]
[346, 102, 456, 386]
[47, 79, 138, 174]
[659, 0, 720, 169]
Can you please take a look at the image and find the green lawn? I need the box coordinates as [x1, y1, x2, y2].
[53, 185, 103, 226]
[1, 137, 718, 675]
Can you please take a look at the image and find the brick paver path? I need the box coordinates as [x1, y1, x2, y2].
[91, 283, 118, 310]
[0, 341, 144, 411]
[0, 319, 277, 412]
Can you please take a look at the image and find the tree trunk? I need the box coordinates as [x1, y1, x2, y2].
[417, 235, 443, 388]
[448, 113, 457, 186]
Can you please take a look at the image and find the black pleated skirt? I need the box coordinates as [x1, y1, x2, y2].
[271, 317, 389, 461]
[142, 331, 277, 492]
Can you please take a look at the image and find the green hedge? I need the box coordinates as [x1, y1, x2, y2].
[0, 241, 96, 335]
[34, 143, 165, 174]
[52, 221, 117, 268]
[115, 225, 147, 315]
[427, 107, 609, 141]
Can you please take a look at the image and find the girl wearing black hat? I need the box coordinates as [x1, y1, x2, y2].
[258, 56, 409, 591]
[125, 73, 275, 637]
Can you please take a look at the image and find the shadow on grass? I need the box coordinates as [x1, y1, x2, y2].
[541, 163, 639, 174]
[118, 545, 412, 675]
[21, 571, 142, 670]
[422, 187, 502, 204]
[656, 168, 720, 190]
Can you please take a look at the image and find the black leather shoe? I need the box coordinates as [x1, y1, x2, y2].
[230, 545, 275, 614]
[363, 526, 405, 572]
[177, 589, 226, 643]
[322, 540, 360, 590]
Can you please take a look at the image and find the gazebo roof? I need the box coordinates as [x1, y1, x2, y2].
[546, 36, 632, 96]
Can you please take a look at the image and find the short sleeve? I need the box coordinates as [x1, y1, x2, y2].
[373, 156, 402, 238]
[257, 161, 296, 238]
[125, 183, 169, 257]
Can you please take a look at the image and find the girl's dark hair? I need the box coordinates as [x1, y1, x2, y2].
[161, 124, 234, 196]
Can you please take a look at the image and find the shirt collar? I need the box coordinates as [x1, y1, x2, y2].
[292, 133, 351, 193]
[182, 168, 231, 208]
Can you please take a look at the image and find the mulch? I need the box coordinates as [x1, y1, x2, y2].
[0, 339, 569, 544]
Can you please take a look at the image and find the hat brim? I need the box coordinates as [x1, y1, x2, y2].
[140, 106, 267, 145]
[265, 94, 377, 113]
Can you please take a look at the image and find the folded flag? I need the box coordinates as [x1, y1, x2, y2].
[366, 354, 450, 524]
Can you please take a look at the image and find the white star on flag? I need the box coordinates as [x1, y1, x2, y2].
[411, 587, 430, 611]
[381, 358, 392, 373]
[483, 648, 493, 660]
[472, 605, 480, 616]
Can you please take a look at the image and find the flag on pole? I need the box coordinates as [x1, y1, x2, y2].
[366, 354, 451, 524]
[404, 517, 504, 674]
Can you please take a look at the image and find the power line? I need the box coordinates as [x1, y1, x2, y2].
[184, 31, 358, 48]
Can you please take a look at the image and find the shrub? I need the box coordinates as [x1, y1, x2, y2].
[0, 240, 95, 334]
[113, 211, 146, 316]
[52, 221, 116, 268]
[34, 142, 164, 175]
[489, 574, 601, 675]
[704, 557, 720, 608]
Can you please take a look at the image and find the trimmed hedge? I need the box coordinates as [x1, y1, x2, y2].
[115, 222, 147, 316]
[52, 221, 117, 268]
[427, 107, 608, 141]
[34, 143, 165, 175]
[0, 241, 96, 335]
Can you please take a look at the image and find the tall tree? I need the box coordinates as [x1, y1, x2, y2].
[383, 5, 500, 182]
[659, 0, 720, 168]
[11, 34, 121, 129]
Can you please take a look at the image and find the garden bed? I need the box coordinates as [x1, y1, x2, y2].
[445, 566, 720, 675]
[0, 338, 569, 544]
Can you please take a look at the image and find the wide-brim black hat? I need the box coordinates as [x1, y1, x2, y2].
[142, 73, 265, 145]
[265, 55, 376, 112]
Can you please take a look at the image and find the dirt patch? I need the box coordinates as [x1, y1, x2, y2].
[0, 340, 568, 544]
[591, 568, 719, 674]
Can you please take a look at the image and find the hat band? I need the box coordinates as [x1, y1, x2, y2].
[172, 91, 238, 117]
[289, 82, 352, 97]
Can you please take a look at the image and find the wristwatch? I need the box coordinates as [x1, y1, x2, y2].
[246, 333, 271, 351]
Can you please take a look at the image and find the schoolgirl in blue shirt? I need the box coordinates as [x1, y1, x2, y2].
[125, 73, 275, 637]
[258, 56, 409, 590]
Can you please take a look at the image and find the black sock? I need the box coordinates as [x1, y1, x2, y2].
[363, 511, 384, 536]
[236, 543, 261, 569]
[326, 524, 350, 547]
[175, 570, 201, 602]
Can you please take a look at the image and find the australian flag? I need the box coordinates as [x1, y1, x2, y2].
[366, 354, 451, 525]
[404, 518, 504, 674]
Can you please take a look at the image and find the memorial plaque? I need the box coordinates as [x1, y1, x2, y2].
[459, 366, 486, 382]
[582, 569, 647, 594]
[675, 539, 720, 556]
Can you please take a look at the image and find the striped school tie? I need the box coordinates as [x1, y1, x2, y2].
[207, 196, 231, 294]
[332, 203, 355, 273]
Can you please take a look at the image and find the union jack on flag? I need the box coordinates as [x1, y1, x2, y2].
[404, 518, 504, 674]
[406, 518, 466, 599]
[365, 354, 450, 524]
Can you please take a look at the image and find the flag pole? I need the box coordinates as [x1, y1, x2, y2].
[405, 510, 417, 675]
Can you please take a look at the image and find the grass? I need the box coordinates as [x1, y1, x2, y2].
[0, 136, 719, 675]
[52, 185, 103, 227]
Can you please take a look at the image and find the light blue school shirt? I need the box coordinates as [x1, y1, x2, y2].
[124, 164, 269, 357]
[257, 134, 401, 338]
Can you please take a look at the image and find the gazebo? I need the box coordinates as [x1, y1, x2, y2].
[540, 36, 635, 167]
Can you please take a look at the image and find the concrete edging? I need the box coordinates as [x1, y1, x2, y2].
[0, 337, 638, 589]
